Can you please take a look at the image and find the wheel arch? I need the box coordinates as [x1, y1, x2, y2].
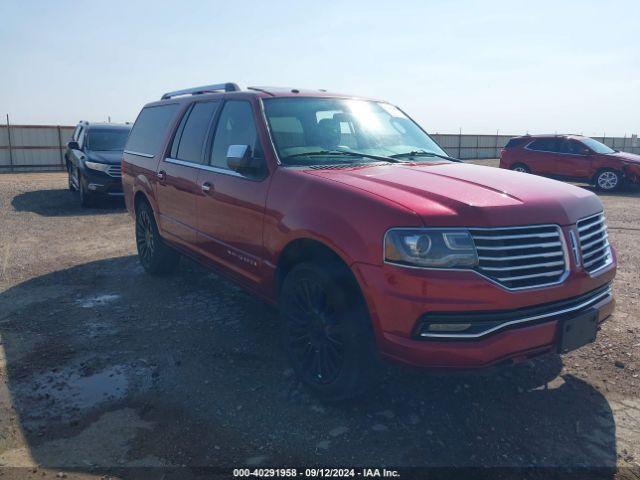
[134, 190, 151, 212]
[275, 237, 362, 301]
[130, 172, 158, 218]
[132, 190, 163, 228]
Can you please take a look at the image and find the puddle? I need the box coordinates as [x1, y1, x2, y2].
[75, 294, 121, 308]
[34, 365, 128, 409]
[16, 361, 152, 428]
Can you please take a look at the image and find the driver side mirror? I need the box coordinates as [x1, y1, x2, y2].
[226, 145, 254, 172]
[68, 141, 80, 151]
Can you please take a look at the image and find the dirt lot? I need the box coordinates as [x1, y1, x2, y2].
[0, 164, 639, 479]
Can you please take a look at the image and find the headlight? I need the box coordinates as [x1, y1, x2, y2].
[384, 228, 478, 268]
[84, 161, 111, 173]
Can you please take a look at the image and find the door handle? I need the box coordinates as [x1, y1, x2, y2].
[157, 170, 166, 181]
[201, 182, 213, 194]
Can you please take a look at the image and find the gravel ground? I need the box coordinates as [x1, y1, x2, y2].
[0, 165, 639, 479]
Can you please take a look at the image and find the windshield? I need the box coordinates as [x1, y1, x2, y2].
[86, 129, 130, 151]
[263, 97, 448, 166]
[580, 137, 615, 155]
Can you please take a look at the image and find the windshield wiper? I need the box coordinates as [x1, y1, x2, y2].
[282, 150, 402, 163]
[390, 150, 461, 163]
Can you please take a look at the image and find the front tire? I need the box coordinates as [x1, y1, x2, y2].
[595, 169, 621, 192]
[67, 164, 77, 192]
[135, 200, 180, 275]
[279, 261, 380, 401]
[78, 175, 95, 207]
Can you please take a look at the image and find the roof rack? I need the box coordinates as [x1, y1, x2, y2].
[161, 83, 241, 100]
[246, 86, 276, 96]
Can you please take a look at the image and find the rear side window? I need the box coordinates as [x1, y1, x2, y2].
[172, 101, 220, 164]
[210, 101, 261, 169]
[527, 138, 562, 153]
[504, 138, 528, 148]
[126, 104, 179, 156]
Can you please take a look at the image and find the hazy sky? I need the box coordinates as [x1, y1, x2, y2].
[1, 0, 638, 136]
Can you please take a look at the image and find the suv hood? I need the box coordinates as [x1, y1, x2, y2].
[86, 151, 123, 165]
[609, 151, 640, 164]
[306, 162, 602, 227]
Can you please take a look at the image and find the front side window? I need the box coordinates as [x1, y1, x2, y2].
[74, 127, 84, 145]
[263, 97, 447, 166]
[561, 139, 590, 155]
[85, 129, 130, 152]
[210, 101, 260, 169]
[126, 103, 180, 156]
[580, 137, 615, 155]
[172, 101, 220, 164]
[77, 128, 85, 149]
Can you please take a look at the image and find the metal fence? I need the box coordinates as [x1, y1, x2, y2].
[430, 133, 640, 160]
[1, 124, 638, 172]
[0, 124, 75, 172]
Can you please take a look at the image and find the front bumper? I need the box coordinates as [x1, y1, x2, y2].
[414, 283, 611, 339]
[81, 168, 123, 196]
[623, 164, 640, 185]
[352, 253, 616, 369]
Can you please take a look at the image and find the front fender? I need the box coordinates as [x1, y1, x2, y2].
[264, 168, 422, 268]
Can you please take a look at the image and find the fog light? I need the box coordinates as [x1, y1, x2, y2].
[427, 323, 472, 332]
[88, 183, 103, 191]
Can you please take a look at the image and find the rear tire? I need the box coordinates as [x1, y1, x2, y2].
[594, 169, 621, 192]
[279, 261, 380, 401]
[135, 200, 180, 275]
[511, 163, 530, 173]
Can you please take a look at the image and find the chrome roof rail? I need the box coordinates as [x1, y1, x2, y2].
[161, 83, 241, 100]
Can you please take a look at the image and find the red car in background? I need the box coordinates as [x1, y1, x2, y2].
[499, 134, 640, 191]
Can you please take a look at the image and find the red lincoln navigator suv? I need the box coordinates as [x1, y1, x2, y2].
[500, 134, 640, 191]
[122, 83, 616, 400]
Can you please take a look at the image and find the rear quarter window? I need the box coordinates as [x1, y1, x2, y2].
[504, 138, 528, 148]
[126, 104, 180, 156]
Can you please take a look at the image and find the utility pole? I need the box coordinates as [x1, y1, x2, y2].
[6, 114, 13, 172]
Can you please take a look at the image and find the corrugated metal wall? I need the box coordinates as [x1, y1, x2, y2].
[430, 134, 640, 160]
[0, 125, 638, 172]
[0, 125, 75, 172]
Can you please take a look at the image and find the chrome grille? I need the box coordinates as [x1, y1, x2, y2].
[469, 225, 567, 290]
[106, 165, 121, 177]
[577, 213, 612, 274]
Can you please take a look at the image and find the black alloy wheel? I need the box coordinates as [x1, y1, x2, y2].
[135, 200, 180, 275]
[280, 261, 380, 400]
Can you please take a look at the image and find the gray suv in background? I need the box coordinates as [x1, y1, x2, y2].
[65, 121, 131, 207]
